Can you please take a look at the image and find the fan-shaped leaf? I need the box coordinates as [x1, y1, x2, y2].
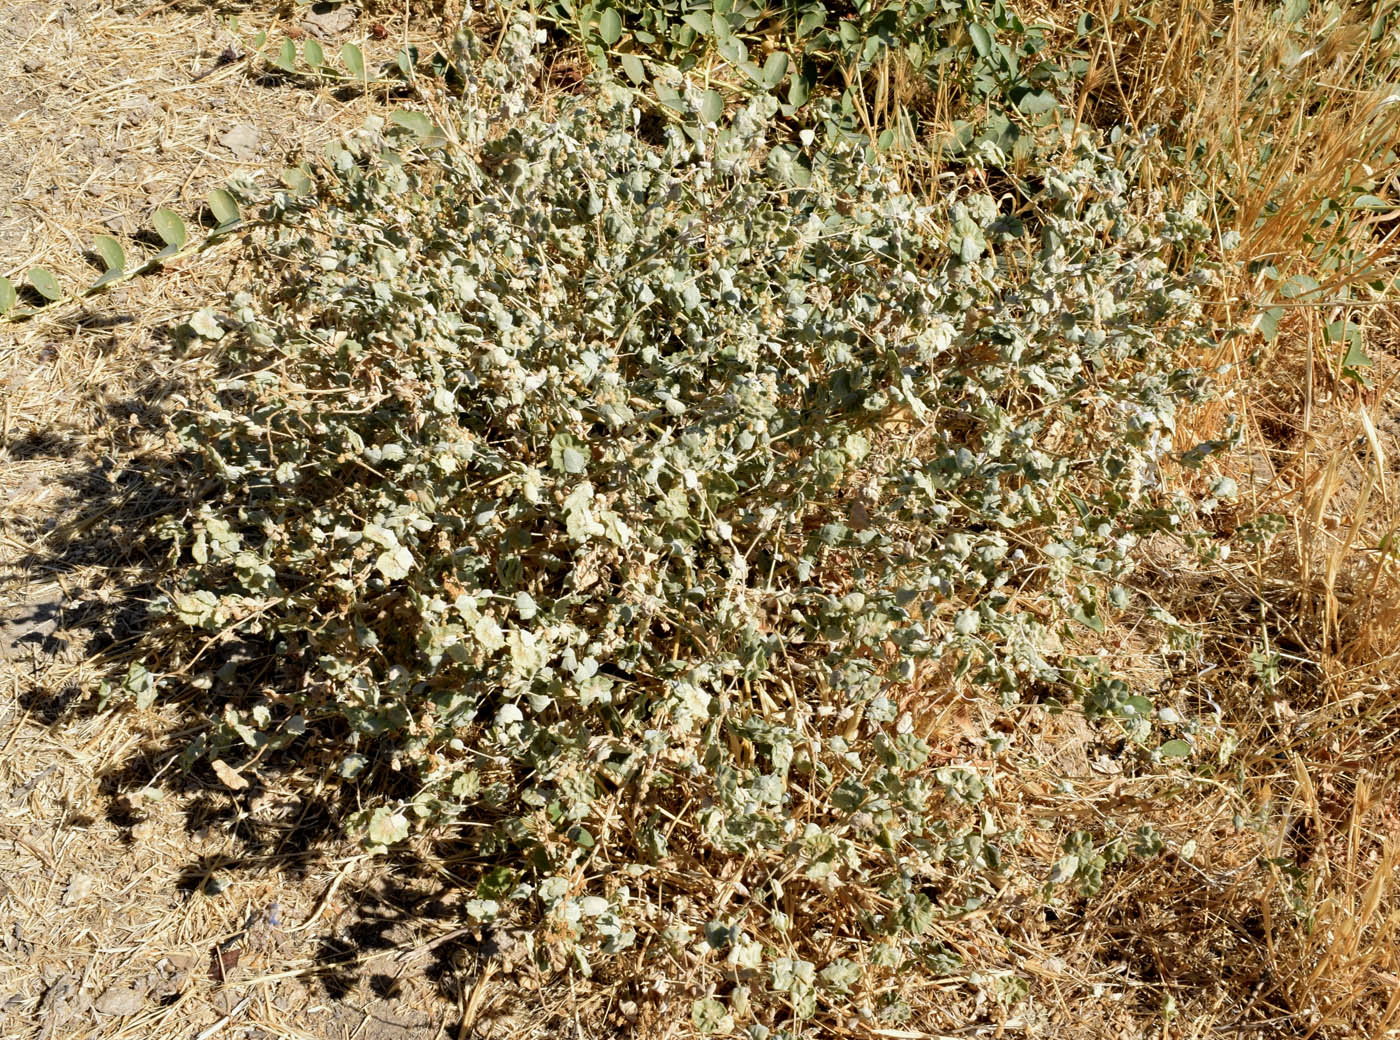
[93, 235, 125, 272]
[152, 208, 187, 248]
[28, 267, 62, 301]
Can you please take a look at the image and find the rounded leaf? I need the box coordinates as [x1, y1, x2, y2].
[366, 807, 410, 846]
[1159, 739, 1192, 759]
[207, 188, 241, 227]
[0, 276, 15, 314]
[93, 234, 125, 272]
[761, 50, 789, 87]
[340, 42, 366, 80]
[282, 167, 315, 196]
[28, 267, 62, 302]
[390, 109, 434, 138]
[303, 38, 324, 69]
[619, 53, 646, 84]
[699, 88, 724, 124]
[598, 8, 623, 45]
[152, 208, 187, 248]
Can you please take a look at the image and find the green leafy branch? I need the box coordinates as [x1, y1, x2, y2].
[0, 193, 249, 323]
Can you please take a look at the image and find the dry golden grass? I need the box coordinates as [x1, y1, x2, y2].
[3, 1, 1400, 1039]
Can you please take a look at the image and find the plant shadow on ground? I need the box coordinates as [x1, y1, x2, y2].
[2, 402, 521, 1026]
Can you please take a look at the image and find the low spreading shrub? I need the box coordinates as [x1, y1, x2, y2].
[145, 35, 1237, 1031]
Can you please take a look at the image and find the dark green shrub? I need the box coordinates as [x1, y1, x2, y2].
[545, 0, 1071, 155]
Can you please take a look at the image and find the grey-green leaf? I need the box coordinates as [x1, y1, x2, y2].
[699, 88, 724, 124]
[93, 234, 125, 272]
[619, 53, 646, 84]
[788, 73, 810, 108]
[968, 23, 993, 58]
[28, 267, 62, 302]
[761, 51, 789, 87]
[341, 42, 366, 80]
[282, 167, 315, 196]
[390, 109, 434, 138]
[208, 188, 241, 227]
[598, 8, 623, 45]
[152, 208, 187, 248]
[681, 11, 712, 34]
[1159, 739, 1192, 759]
[0, 276, 15, 314]
[273, 36, 296, 72]
[303, 38, 324, 69]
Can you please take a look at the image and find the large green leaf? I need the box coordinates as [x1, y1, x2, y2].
[272, 36, 297, 72]
[619, 53, 646, 84]
[968, 23, 994, 58]
[760, 51, 789, 88]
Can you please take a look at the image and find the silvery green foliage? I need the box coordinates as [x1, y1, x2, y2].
[159, 72, 1220, 1025]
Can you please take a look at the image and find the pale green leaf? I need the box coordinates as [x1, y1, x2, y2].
[366, 807, 410, 846]
[598, 7, 622, 45]
[390, 109, 434, 138]
[761, 50, 789, 87]
[207, 188, 241, 227]
[619, 53, 646, 84]
[93, 234, 125, 271]
[340, 42, 366, 80]
[152, 207, 187, 248]
[375, 544, 415, 580]
[28, 267, 62, 302]
[273, 36, 297, 72]
[282, 167, 315, 196]
[700, 88, 724, 124]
